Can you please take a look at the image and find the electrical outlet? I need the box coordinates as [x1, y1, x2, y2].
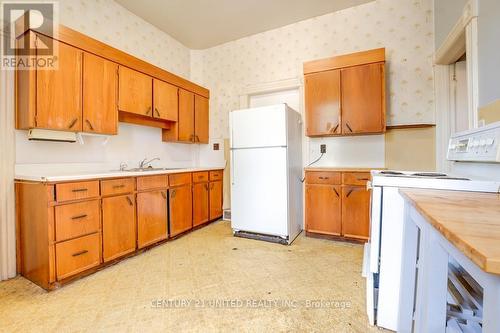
[320, 144, 326, 154]
[213, 143, 220, 151]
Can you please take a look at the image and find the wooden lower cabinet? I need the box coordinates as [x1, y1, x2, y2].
[56, 233, 101, 280]
[341, 186, 370, 240]
[209, 180, 223, 220]
[193, 182, 209, 227]
[169, 185, 193, 237]
[15, 169, 224, 290]
[305, 184, 341, 236]
[137, 190, 168, 248]
[102, 194, 136, 262]
[304, 170, 371, 242]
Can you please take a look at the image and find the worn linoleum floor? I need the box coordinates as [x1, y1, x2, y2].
[0, 221, 382, 332]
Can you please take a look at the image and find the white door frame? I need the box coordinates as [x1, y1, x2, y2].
[434, 0, 478, 172]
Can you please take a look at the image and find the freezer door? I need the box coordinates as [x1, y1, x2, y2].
[231, 147, 288, 237]
[230, 104, 287, 148]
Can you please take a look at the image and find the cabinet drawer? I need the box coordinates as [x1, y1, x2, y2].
[55, 200, 100, 242]
[55, 233, 100, 280]
[101, 178, 135, 196]
[137, 175, 168, 191]
[342, 172, 371, 186]
[192, 171, 209, 183]
[56, 181, 99, 202]
[305, 171, 341, 185]
[169, 173, 192, 187]
[209, 170, 223, 181]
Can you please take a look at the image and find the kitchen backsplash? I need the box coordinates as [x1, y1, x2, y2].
[191, 0, 435, 139]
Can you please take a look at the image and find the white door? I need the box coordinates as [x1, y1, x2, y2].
[230, 105, 287, 148]
[231, 146, 288, 237]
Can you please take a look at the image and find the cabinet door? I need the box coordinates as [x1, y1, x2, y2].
[137, 190, 168, 248]
[304, 70, 341, 136]
[209, 180, 223, 220]
[169, 185, 193, 236]
[102, 195, 136, 262]
[194, 95, 209, 143]
[342, 185, 370, 241]
[83, 53, 118, 134]
[341, 63, 385, 134]
[305, 184, 342, 235]
[178, 89, 195, 142]
[36, 39, 82, 131]
[153, 79, 178, 121]
[193, 182, 209, 227]
[118, 66, 152, 116]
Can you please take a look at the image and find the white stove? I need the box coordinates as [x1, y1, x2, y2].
[364, 169, 500, 331]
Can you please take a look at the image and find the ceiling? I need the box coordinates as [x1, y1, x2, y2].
[115, 0, 374, 49]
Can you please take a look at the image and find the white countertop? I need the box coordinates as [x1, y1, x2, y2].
[15, 166, 225, 182]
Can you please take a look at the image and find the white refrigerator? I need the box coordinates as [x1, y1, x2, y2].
[229, 104, 303, 244]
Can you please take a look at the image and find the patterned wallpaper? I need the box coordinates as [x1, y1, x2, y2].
[190, 0, 435, 139]
[58, 0, 190, 78]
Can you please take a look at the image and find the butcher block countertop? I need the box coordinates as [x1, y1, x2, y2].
[400, 188, 500, 275]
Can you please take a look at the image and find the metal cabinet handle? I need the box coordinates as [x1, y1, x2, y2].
[68, 118, 78, 129]
[331, 124, 339, 134]
[145, 106, 152, 115]
[319, 176, 329, 180]
[345, 123, 353, 133]
[85, 119, 94, 130]
[72, 250, 88, 257]
[346, 189, 354, 198]
[161, 191, 166, 199]
[154, 108, 161, 117]
[113, 184, 125, 189]
[210, 183, 214, 190]
[71, 214, 88, 220]
[204, 183, 209, 191]
[125, 196, 133, 206]
[72, 188, 88, 193]
[357, 178, 370, 181]
[333, 188, 339, 197]
[170, 189, 176, 198]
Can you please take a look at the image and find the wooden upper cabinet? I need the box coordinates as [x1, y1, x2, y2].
[178, 89, 195, 142]
[194, 95, 209, 143]
[341, 62, 385, 134]
[303, 48, 385, 137]
[209, 180, 223, 220]
[169, 184, 193, 237]
[36, 39, 82, 131]
[118, 66, 152, 116]
[153, 79, 178, 122]
[304, 70, 341, 136]
[137, 190, 168, 248]
[341, 185, 370, 240]
[305, 184, 342, 236]
[83, 53, 118, 134]
[102, 195, 136, 262]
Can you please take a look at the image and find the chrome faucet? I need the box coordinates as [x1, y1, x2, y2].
[119, 162, 128, 171]
[139, 157, 160, 169]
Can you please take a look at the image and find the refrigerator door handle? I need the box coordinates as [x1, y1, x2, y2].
[231, 149, 235, 185]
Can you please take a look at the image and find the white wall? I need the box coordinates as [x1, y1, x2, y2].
[434, 0, 469, 50]
[14, 0, 224, 170]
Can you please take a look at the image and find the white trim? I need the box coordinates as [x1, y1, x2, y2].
[434, 0, 478, 65]
[465, 17, 479, 129]
[434, 65, 452, 173]
[0, 24, 17, 280]
[239, 77, 301, 109]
